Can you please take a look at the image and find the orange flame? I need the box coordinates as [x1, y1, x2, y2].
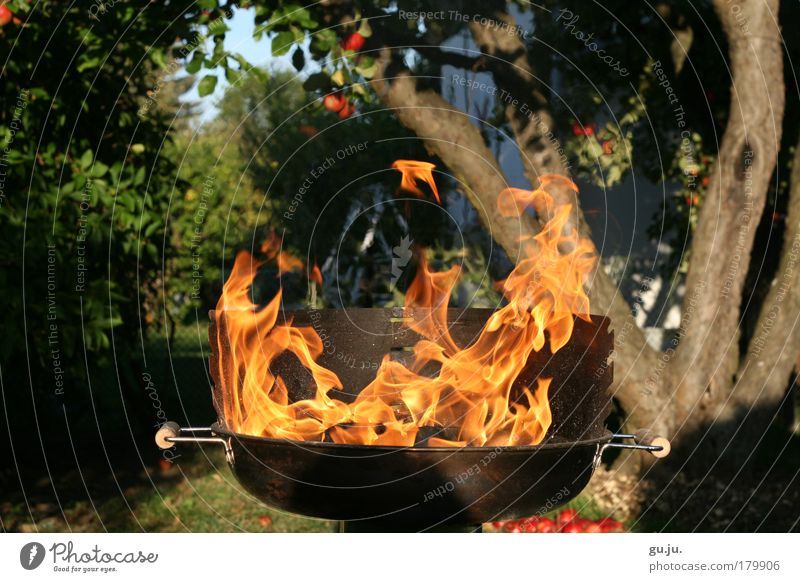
[392, 160, 441, 203]
[215, 166, 595, 447]
[257, 232, 303, 275]
[309, 263, 323, 285]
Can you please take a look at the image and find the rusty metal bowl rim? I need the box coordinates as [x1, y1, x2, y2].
[156, 423, 665, 463]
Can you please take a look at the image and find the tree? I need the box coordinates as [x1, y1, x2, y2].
[0, 0, 256, 438]
[228, 0, 799, 474]
[4, 0, 797, 503]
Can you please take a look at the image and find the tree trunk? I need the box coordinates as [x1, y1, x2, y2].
[670, 0, 785, 448]
[710, 132, 800, 452]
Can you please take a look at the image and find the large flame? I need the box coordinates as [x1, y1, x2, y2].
[215, 166, 595, 447]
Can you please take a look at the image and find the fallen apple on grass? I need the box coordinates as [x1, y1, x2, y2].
[489, 509, 624, 533]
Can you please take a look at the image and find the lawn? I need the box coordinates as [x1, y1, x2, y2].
[2, 443, 613, 533]
[2, 449, 336, 533]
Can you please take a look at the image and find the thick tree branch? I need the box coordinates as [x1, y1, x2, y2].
[672, 0, 785, 428]
[370, 49, 538, 264]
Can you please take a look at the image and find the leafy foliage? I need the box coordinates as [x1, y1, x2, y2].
[0, 1, 251, 401]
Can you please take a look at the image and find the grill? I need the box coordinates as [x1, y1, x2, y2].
[156, 308, 668, 531]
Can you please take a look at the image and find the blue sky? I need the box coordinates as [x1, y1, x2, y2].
[183, 7, 291, 123]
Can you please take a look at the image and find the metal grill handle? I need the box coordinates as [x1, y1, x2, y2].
[605, 432, 671, 457]
[155, 422, 233, 463]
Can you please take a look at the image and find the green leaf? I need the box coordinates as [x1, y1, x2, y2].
[198, 75, 218, 97]
[30, 88, 49, 100]
[225, 66, 242, 85]
[330, 69, 346, 87]
[357, 20, 373, 38]
[80, 150, 93, 170]
[208, 21, 230, 37]
[90, 161, 108, 178]
[130, 144, 145, 155]
[77, 56, 102, 73]
[302, 72, 331, 92]
[295, 13, 317, 28]
[185, 51, 205, 75]
[271, 31, 295, 56]
[311, 29, 337, 53]
[606, 165, 623, 186]
[285, 6, 316, 28]
[354, 56, 377, 79]
[150, 47, 167, 69]
[212, 37, 226, 62]
[290, 25, 305, 43]
[233, 54, 250, 70]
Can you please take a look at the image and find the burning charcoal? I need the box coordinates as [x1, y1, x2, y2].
[270, 351, 316, 402]
[414, 426, 457, 447]
[390, 402, 412, 423]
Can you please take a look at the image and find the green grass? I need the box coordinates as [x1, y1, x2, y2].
[4, 446, 620, 533]
[3, 449, 336, 533]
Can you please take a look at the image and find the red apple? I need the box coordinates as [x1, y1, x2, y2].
[558, 508, 578, 524]
[582, 520, 604, 533]
[536, 517, 557, 533]
[0, 5, 13, 27]
[341, 32, 365, 52]
[337, 101, 355, 119]
[571, 122, 595, 137]
[598, 518, 623, 532]
[322, 93, 346, 113]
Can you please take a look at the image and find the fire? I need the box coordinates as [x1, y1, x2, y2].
[215, 166, 595, 447]
[391, 160, 441, 203]
[309, 263, 323, 286]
